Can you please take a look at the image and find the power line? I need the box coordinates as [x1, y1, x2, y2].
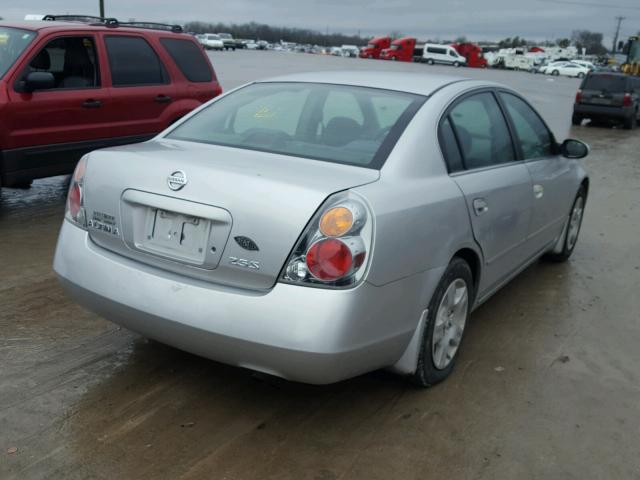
[536, 0, 640, 10]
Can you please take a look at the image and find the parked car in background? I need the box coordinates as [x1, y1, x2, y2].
[360, 36, 391, 59]
[329, 46, 342, 56]
[421, 44, 467, 67]
[201, 33, 224, 50]
[380, 37, 417, 61]
[217, 33, 236, 50]
[54, 71, 589, 387]
[542, 61, 589, 78]
[571, 59, 596, 70]
[0, 17, 222, 189]
[341, 45, 359, 58]
[573, 72, 640, 129]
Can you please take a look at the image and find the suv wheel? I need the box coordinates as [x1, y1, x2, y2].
[411, 257, 473, 387]
[624, 113, 637, 130]
[571, 114, 583, 126]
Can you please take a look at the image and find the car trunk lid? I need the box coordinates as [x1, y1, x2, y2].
[83, 139, 379, 290]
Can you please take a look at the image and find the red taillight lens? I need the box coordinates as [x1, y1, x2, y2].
[623, 93, 632, 107]
[66, 157, 87, 227]
[575, 90, 582, 104]
[306, 239, 353, 281]
[68, 183, 82, 219]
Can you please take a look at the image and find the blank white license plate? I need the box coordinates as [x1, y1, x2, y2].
[141, 209, 211, 263]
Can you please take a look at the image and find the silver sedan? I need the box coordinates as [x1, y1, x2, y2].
[54, 71, 589, 386]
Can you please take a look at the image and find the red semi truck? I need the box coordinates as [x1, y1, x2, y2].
[380, 37, 417, 62]
[451, 43, 487, 68]
[360, 36, 392, 59]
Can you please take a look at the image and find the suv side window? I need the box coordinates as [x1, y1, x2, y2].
[23, 36, 99, 89]
[105, 36, 168, 86]
[448, 92, 515, 169]
[160, 38, 212, 82]
[499, 92, 553, 159]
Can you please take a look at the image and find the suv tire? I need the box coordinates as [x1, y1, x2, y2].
[624, 113, 637, 130]
[571, 114, 583, 126]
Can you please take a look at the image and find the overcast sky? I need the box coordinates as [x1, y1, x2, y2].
[3, 0, 640, 44]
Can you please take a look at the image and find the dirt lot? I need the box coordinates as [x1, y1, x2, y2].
[2, 52, 640, 479]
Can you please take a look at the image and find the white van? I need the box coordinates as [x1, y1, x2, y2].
[421, 44, 466, 67]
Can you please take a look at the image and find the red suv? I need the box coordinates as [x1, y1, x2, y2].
[0, 16, 222, 189]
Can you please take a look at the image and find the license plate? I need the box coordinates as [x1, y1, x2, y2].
[590, 97, 612, 105]
[141, 209, 211, 264]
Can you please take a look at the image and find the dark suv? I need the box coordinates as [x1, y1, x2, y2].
[573, 72, 640, 129]
[0, 15, 222, 189]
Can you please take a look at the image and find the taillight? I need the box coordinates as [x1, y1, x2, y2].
[281, 191, 372, 288]
[65, 156, 87, 228]
[623, 93, 632, 107]
[575, 90, 583, 104]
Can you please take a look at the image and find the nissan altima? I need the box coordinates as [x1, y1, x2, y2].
[53, 71, 590, 386]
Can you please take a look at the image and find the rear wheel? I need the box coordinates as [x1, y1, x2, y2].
[545, 187, 586, 262]
[577, 72, 585, 78]
[427, 58, 434, 65]
[623, 113, 637, 130]
[412, 258, 473, 387]
[571, 113, 583, 126]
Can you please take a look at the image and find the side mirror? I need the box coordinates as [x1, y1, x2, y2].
[23, 71, 55, 92]
[560, 138, 589, 159]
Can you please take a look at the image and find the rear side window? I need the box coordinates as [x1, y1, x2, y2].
[447, 92, 515, 169]
[582, 74, 628, 92]
[160, 38, 212, 82]
[438, 117, 464, 172]
[105, 36, 168, 86]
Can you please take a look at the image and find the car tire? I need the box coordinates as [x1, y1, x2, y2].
[544, 187, 587, 262]
[552, 70, 560, 76]
[571, 114, 582, 126]
[427, 59, 434, 65]
[623, 113, 637, 130]
[411, 257, 473, 387]
[453, 61, 460, 68]
[577, 72, 585, 78]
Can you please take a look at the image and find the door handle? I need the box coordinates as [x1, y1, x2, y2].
[473, 198, 489, 216]
[155, 94, 172, 104]
[82, 99, 102, 108]
[533, 184, 544, 199]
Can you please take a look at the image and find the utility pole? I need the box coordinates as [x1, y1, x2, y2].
[612, 16, 625, 54]
[99, 0, 105, 18]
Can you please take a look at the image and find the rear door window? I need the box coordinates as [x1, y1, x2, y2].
[105, 36, 168, 86]
[447, 92, 515, 169]
[160, 38, 212, 82]
[438, 116, 464, 172]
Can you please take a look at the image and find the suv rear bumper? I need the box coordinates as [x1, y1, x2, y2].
[54, 221, 438, 384]
[573, 103, 635, 119]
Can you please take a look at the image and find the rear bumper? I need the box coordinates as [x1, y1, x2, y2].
[573, 103, 634, 119]
[54, 221, 440, 384]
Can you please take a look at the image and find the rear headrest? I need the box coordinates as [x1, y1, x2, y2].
[31, 49, 51, 70]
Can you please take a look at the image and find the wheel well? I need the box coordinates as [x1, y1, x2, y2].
[453, 248, 480, 295]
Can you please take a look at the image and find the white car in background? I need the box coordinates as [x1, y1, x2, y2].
[200, 33, 224, 51]
[542, 61, 590, 78]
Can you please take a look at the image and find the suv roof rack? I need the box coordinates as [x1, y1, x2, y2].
[42, 15, 183, 33]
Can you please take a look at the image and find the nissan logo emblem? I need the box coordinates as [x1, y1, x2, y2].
[167, 170, 187, 191]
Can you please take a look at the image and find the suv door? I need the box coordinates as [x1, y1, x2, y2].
[4, 34, 110, 180]
[102, 34, 176, 139]
[498, 91, 575, 255]
[440, 91, 533, 292]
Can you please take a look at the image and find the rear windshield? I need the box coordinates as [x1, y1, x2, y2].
[582, 74, 628, 92]
[166, 82, 425, 169]
[0, 27, 36, 79]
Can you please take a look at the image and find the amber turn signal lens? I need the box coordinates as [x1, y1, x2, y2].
[319, 207, 353, 237]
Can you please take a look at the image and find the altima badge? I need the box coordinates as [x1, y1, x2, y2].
[167, 170, 187, 191]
